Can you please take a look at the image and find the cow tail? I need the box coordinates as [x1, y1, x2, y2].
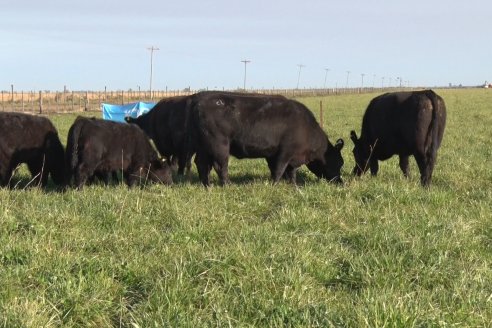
[183, 96, 197, 168]
[65, 119, 84, 185]
[424, 90, 440, 175]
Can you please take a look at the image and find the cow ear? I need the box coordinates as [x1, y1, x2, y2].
[335, 138, 344, 151]
[124, 116, 132, 123]
[350, 130, 358, 143]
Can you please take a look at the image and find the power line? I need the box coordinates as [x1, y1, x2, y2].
[147, 46, 159, 99]
[296, 64, 305, 89]
[241, 60, 251, 90]
[323, 68, 330, 89]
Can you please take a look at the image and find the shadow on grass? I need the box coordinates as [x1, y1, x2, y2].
[171, 168, 318, 186]
[6, 175, 65, 193]
[6, 167, 336, 191]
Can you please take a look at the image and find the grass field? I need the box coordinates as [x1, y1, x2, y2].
[1, 89, 491, 327]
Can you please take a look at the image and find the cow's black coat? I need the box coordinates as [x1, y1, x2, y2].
[187, 91, 344, 186]
[0, 112, 65, 187]
[350, 90, 446, 186]
[125, 96, 192, 175]
[66, 116, 172, 188]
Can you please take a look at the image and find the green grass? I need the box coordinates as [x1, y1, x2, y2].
[1, 89, 491, 327]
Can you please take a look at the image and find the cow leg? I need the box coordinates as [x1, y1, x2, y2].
[270, 154, 291, 184]
[0, 158, 16, 187]
[170, 155, 179, 172]
[283, 165, 298, 184]
[266, 158, 276, 180]
[179, 155, 193, 177]
[200, 138, 230, 186]
[185, 157, 192, 176]
[27, 158, 49, 187]
[399, 155, 410, 178]
[74, 163, 93, 189]
[0, 174, 9, 187]
[267, 158, 295, 182]
[96, 171, 111, 185]
[209, 143, 230, 186]
[112, 171, 119, 184]
[369, 159, 379, 176]
[87, 174, 97, 185]
[209, 160, 228, 186]
[125, 169, 139, 187]
[195, 152, 213, 187]
[414, 152, 432, 187]
[0, 163, 13, 187]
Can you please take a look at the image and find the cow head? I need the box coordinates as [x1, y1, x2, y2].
[148, 159, 173, 185]
[325, 138, 345, 183]
[308, 138, 344, 184]
[350, 130, 371, 176]
[125, 114, 155, 139]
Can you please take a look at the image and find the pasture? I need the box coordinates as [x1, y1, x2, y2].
[0, 89, 491, 327]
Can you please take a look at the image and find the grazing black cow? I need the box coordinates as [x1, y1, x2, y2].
[187, 91, 345, 186]
[350, 90, 446, 186]
[66, 116, 172, 188]
[125, 96, 192, 175]
[0, 112, 65, 187]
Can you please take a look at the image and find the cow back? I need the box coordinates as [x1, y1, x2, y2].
[0, 112, 65, 185]
[190, 92, 327, 159]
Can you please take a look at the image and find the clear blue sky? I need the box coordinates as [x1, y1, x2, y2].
[1, 0, 490, 91]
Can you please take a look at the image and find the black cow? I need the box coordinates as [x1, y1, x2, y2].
[0, 112, 65, 187]
[187, 91, 344, 186]
[66, 116, 172, 188]
[125, 96, 192, 175]
[350, 90, 446, 186]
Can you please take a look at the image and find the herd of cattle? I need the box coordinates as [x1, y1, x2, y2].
[0, 90, 446, 189]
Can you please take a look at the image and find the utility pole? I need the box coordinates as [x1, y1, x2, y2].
[361, 73, 365, 88]
[296, 64, 305, 89]
[147, 46, 159, 100]
[372, 74, 376, 88]
[323, 68, 330, 89]
[345, 71, 351, 89]
[241, 60, 251, 90]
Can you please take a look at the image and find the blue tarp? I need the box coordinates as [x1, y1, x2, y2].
[102, 102, 156, 123]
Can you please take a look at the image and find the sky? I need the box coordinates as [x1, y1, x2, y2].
[1, 0, 490, 91]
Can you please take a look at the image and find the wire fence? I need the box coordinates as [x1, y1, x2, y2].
[0, 87, 402, 114]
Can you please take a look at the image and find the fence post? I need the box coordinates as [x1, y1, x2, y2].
[84, 91, 88, 111]
[71, 91, 74, 112]
[63, 86, 66, 111]
[39, 91, 43, 114]
[47, 93, 51, 113]
[11, 85, 14, 111]
[319, 100, 324, 129]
